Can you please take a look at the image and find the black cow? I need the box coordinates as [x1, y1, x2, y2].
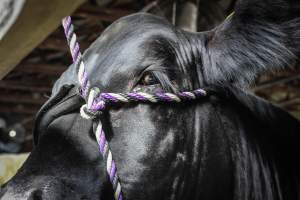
[1, 0, 300, 199]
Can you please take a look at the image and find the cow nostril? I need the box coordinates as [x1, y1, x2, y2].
[28, 189, 43, 200]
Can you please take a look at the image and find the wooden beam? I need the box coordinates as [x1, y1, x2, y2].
[0, 106, 39, 114]
[0, 94, 46, 104]
[279, 98, 300, 108]
[38, 37, 70, 52]
[16, 63, 67, 75]
[252, 74, 300, 92]
[88, 0, 134, 8]
[0, 0, 86, 79]
[0, 80, 52, 92]
[38, 36, 90, 52]
[75, 8, 134, 23]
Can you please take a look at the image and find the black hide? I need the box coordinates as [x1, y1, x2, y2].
[1, 0, 300, 199]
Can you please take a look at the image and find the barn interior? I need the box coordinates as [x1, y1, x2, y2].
[0, 0, 299, 185]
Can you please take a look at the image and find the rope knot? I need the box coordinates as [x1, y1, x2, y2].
[80, 87, 105, 120]
[80, 104, 101, 119]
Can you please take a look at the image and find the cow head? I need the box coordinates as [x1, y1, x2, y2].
[1, 0, 300, 199]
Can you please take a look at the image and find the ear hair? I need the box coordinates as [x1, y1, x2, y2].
[200, 0, 300, 87]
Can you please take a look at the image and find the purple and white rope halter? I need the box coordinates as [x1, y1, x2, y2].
[62, 16, 207, 200]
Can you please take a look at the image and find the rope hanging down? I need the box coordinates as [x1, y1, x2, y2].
[62, 16, 207, 200]
[62, 16, 123, 200]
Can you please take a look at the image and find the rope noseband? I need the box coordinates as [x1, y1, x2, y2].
[62, 16, 207, 199]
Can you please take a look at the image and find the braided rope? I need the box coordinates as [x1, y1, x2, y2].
[62, 16, 123, 200]
[62, 16, 90, 98]
[62, 16, 208, 200]
[80, 89, 207, 118]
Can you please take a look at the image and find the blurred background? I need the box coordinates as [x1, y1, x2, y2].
[0, 0, 299, 184]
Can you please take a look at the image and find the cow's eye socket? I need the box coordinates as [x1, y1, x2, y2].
[140, 73, 159, 85]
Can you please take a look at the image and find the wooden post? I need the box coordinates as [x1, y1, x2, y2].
[176, 1, 198, 32]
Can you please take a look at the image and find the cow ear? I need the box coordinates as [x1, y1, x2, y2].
[201, 0, 300, 87]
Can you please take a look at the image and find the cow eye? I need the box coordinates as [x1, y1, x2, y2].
[140, 73, 159, 86]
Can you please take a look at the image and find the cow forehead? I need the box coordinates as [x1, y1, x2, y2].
[53, 13, 181, 95]
[83, 38, 148, 91]
[82, 18, 178, 91]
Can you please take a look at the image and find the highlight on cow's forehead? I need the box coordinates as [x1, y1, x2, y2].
[111, 20, 128, 33]
[97, 20, 128, 44]
[104, 20, 128, 38]
[88, 54, 99, 66]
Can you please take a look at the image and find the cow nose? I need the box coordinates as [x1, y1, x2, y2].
[28, 189, 43, 200]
